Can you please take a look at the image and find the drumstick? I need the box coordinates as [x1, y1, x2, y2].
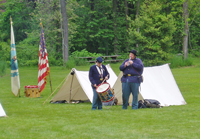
[92, 84, 97, 88]
[94, 75, 109, 88]
[102, 75, 108, 84]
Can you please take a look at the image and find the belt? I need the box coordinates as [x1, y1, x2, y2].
[124, 74, 138, 77]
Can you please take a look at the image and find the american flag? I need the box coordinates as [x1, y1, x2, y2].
[38, 24, 49, 93]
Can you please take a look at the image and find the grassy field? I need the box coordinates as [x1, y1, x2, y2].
[0, 59, 200, 139]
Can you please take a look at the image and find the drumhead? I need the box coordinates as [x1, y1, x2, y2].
[96, 83, 110, 93]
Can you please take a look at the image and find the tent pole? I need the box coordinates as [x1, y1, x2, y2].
[69, 73, 74, 104]
[43, 75, 67, 105]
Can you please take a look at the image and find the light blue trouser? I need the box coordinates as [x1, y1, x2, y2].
[92, 88, 102, 110]
[122, 80, 140, 109]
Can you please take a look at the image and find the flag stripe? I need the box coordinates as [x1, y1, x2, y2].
[38, 25, 50, 93]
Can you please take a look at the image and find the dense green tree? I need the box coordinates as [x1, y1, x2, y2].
[0, 0, 34, 43]
[128, 0, 176, 66]
[0, 0, 35, 63]
[187, 0, 200, 56]
[157, 0, 200, 57]
[72, 0, 138, 55]
[20, 0, 78, 65]
[72, 0, 115, 54]
[156, 0, 184, 53]
[0, 0, 200, 66]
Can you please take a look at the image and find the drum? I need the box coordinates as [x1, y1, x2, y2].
[96, 83, 114, 102]
[24, 85, 40, 98]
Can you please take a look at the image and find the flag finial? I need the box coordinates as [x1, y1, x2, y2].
[40, 18, 43, 28]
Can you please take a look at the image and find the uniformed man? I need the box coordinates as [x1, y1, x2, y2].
[119, 49, 144, 109]
[89, 57, 109, 110]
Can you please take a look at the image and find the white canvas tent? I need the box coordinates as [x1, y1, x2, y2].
[0, 103, 6, 117]
[51, 64, 117, 103]
[113, 64, 187, 106]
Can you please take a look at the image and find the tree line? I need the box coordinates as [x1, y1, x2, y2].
[0, 0, 200, 67]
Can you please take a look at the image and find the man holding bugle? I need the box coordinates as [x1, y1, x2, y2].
[119, 49, 144, 110]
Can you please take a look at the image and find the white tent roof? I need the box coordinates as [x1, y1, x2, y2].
[51, 64, 117, 103]
[0, 103, 6, 117]
[113, 64, 187, 106]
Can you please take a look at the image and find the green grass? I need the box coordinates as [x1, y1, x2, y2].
[0, 58, 200, 139]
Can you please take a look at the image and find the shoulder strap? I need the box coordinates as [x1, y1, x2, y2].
[131, 66, 141, 76]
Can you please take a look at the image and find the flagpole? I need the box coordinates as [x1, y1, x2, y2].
[18, 89, 21, 97]
[48, 72, 53, 94]
[40, 20, 53, 94]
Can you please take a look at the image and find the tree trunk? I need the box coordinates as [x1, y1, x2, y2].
[136, 0, 139, 48]
[60, 0, 69, 64]
[105, 23, 108, 55]
[113, 0, 118, 54]
[91, 0, 94, 11]
[125, 0, 129, 51]
[183, 0, 189, 60]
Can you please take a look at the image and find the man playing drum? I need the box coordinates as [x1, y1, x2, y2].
[119, 49, 144, 110]
[89, 57, 109, 110]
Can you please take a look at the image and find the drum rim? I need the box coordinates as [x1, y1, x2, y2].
[101, 96, 115, 102]
[96, 82, 110, 93]
[25, 85, 39, 88]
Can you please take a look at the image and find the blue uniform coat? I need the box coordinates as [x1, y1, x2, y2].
[89, 64, 110, 89]
[120, 57, 144, 83]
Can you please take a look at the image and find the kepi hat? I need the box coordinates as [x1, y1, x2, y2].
[96, 57, 103, 63]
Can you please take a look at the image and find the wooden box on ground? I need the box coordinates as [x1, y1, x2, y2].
[24, 85, 40, 98]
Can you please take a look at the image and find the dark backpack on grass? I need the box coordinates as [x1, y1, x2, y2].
[138, 99, 161, 108]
